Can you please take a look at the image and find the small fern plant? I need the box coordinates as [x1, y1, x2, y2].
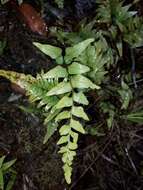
[0, 38, 100, 184]
[33, 39, 100, 184]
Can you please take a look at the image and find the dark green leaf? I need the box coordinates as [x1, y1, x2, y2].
[5, 172, 16, 190]
[0, 170, 3, 190]
[0, 156, 5, 169]
[2, 159, 16, 172]
[126, 111, 143, 123]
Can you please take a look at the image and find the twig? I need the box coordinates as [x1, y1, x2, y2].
[125, 147, 138, 175]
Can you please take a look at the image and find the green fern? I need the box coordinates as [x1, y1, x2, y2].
[96, 0, 143, 46]
[77, 34, 113, 84]
[33, 39, 100, 183]
[123, 16, 143, 47]
[96, 0, 136, 27]
[0, 38, 100, 184]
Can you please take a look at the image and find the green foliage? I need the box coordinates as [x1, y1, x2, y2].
[123, 16, 143, 47]
[33, 43, 62, 59]
[100, 102, 116, 129]
[77, 35, 112, 84]
[49, 0, 143, 131]
[0, 156, 16, 190]
[118, 80, 133, 110]
[0, 39, 100, 184]
[33, 39, 99, 184]
[0, 0, 9, 4]
[125, 110, 143, 124]
[96, 0, 143, 47]
[96, 0, 136, 27]
[54, 0, 64, 9]
[0, 0, 23, 4]
[53, 0, 143, 57]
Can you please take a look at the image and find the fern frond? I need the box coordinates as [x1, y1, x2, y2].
[33, 39, 99, 184]
[27, 75, 59, 110]
[77, 35, 113, 84]
[123, 16, 143, 47]
[96, 0, 137, 30]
